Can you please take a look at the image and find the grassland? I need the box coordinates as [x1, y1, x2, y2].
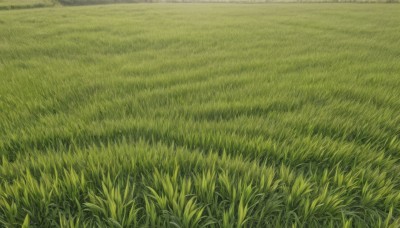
[1, 3, 400, 227]
[0, 0, 398, 7]
[0, 0, 55, 10]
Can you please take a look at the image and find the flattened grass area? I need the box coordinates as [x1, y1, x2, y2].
[1, 4, 400, 227]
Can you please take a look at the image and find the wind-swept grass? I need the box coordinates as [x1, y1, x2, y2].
[0, 3, 400, 227]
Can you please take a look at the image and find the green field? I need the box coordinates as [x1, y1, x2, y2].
[0, 0, 55, 10]
[1, 4, 400, 227]
[0, 0, 397, 7]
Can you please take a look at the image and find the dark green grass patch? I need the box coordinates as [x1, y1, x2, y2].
[0, 0, 56, 10]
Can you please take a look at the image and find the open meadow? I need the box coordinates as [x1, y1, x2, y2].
[1, 3, 400, 227]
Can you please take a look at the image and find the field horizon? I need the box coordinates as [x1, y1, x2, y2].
[0, 0, 398, 10]
[1, 3, 400, 227]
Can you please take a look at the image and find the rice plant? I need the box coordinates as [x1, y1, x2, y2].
[1, 3, 400, 227]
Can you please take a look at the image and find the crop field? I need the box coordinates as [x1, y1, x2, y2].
[1, 3, 400, 227]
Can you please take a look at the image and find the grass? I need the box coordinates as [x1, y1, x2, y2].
[0, 0, 398, 8]
[1, 3, 400, 227]
[57, 0, 400, 5]
[0, 0, 55, 10]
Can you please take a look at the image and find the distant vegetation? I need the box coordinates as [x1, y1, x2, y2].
[58, 0, 137, 5]
[0, 0, 398, 9]
[57, 0, 399, 5]
[47, 0, 400, 5]
[0, 0, 55, 10]
[1, 3, 400, 228]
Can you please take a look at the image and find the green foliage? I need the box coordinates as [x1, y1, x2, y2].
[0, 0, 56, 10]
[57, 0, 140, 6]
[1, 4, 400, 227]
